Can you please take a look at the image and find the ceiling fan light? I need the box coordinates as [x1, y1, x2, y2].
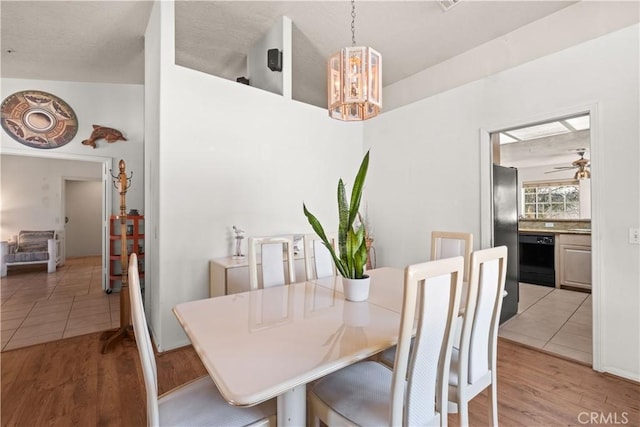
[575, 169, 591, 179]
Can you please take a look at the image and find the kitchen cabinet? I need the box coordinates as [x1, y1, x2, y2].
[557, 233, 591, 290]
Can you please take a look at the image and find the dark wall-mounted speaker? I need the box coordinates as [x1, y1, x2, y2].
[267, 48, 282, 72]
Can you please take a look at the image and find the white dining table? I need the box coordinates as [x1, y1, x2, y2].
[173, 267, 407, 426]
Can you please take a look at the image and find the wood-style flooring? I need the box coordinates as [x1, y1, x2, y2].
[1, 334, 638, 426]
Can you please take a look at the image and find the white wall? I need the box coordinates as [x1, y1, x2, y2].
[148, 1, 362, 350]
[0, 79, 145, 215]
[365, 25, 639, 380]
[0, 155, 101, 239]
[383, 1, 640, 112]
[144, 0, 162, 343]
[247, 16, 292, 98]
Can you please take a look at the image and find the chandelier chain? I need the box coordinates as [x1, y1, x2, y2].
[351, 0, 356, 46]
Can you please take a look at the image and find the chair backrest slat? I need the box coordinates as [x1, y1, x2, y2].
[439, 238, 465, 259]
[469, 258, 500, 382]
[390, 256, 464, 427]
[431, 231, 473, 283]
[313, 240, 334, 279]
[459, 246, 507, 386]
[261, 243, 286, 287]
[303, 233, 337, 280]
[128, 253, 160, 426]
[248, 236, 296, 290]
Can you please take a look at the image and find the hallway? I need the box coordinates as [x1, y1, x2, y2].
[0, 256, 119, 351]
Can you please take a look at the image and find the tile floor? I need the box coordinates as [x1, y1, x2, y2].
[3, 261, 592, 361]
[1, 256, 120, 351]
[499, 282, 592, 364]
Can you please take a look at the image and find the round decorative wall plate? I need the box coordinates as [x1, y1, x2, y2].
[1, 90, 78, 149]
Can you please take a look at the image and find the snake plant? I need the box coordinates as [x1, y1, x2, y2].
[303, 151, 369, 279]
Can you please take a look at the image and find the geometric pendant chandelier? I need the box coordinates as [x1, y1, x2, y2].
[327, 0, 382, 121]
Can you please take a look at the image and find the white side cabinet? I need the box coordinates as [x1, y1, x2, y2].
[209, 256, 306, 297]
[557, 233, 592, 290]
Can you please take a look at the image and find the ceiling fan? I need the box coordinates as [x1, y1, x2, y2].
[545, 149, 591, 179]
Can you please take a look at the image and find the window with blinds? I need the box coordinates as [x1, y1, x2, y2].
[523, 180, 580, 219]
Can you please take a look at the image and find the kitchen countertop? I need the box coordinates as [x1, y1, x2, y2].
[519, 228, 591, 235]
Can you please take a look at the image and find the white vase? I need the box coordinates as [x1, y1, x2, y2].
[342, 275, 371, 302]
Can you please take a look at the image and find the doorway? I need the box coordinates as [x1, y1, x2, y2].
[0, 152, 115, 351]
[480, 108, 599, 368]
[0, 150, 112, 286]
[64, 179, 102, 258]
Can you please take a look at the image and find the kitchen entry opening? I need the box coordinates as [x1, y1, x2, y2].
[491, 112, 594, 366]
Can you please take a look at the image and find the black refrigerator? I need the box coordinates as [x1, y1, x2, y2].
[493, 164, 519, 324]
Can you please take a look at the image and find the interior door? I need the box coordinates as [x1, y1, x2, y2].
[64, 180, 102, 257]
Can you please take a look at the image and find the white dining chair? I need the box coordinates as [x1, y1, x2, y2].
[248, 236, 295, 290]
[303, 233, 337, 280]
[431, 231, 473, 284]
[449, 245, 507, 427]
[378, 231, 474, 369]
[128, 253, 276, 427]
[308, 256, 464, 427]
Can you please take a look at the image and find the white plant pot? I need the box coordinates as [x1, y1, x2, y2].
[342, 275, 371, 302]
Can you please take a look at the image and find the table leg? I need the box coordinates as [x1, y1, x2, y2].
[277, 385, 306, 426]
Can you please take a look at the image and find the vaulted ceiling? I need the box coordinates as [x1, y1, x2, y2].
[2, 1, 576, 106]
[2, 1, 632, 168]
